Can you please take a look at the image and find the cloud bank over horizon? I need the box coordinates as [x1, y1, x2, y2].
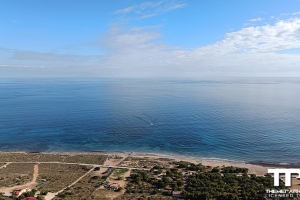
[1, 1, 300, 77]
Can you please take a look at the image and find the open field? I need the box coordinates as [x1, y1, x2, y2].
[0, 163, 34, 187]
[64, 154, 107, 165]
[52, 170, 104, 200]
[119, 156, 173, 169]
[112, 169, 129, 178]
[37, 163, 93, 192]
[93, 188, 121, 200]
[0, 152, 107, 165]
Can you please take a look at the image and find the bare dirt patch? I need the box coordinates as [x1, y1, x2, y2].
[93, 189, 120, 200]
[290, 177, 300, 190]
[91, 167, 108, 177]
[103, 155, 126, 166]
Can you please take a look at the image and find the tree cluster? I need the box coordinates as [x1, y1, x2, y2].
[183, 168, 286, 200]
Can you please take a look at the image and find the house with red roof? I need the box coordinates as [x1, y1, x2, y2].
[23, 197, 37, 200]
[12, 188, 30, 197]
[109, 183, 120, 190]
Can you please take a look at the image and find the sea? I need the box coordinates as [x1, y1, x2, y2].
[0, 78, 300, 165]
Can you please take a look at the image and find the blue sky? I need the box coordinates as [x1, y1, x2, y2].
[1, 0, 300, 77]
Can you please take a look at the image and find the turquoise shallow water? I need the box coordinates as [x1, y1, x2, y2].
[0, 78, 300, 164]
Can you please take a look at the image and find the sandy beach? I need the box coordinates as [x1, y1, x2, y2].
[125, 152, 268, 175]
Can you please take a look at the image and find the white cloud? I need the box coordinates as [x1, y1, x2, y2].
[249, 17, 263, 22]
[100, 26, 162, 53]
[114, 0, 186, 19]
[290, 11, 300, 15]
[221, 18, 300, 53]
[2, 17, 300, 77]
[114, 6, 135, 14]
[281, 11, 300, 16]
[95, 17, 300, 77]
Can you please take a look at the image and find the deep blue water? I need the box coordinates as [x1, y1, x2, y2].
[0, 78, 300, 164]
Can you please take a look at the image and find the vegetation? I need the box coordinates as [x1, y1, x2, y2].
[113, 169, 129, 178]
[181, 163, 286, 199]
[121, 157, 172, 169]
[37, 195, 46, 200]
[0, 155, 290, 200]
[37, 163, 92, 192]
[18, 189, 37, 199]
[0, 163, 34, 187]
[53, 174, 102, 200]
[0, 152, 107, 165]
[124, 161, 287, 200]
[64, 154, 107, 165]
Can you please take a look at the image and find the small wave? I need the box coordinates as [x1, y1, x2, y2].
[279, 163, 289, 165]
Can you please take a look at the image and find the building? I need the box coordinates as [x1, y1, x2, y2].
[2, 192, 12, 197]
[23, 198, 37, 200]
[109, 183, 120, 190]
[12, 188, 30, 197]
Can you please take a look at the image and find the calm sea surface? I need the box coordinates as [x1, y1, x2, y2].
[0, 78, 300, 164]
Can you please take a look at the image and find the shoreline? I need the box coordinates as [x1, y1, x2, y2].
[1, 150, 298, 167]
[0, 150, 270, 175]
[1, 150, 298, 176]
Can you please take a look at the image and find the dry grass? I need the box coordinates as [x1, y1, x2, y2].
[0, 163, 34, 187]
[93, 189, 120, 200]
[36, 163, 92, 192]
[112, 169, 129, 178]
[0, 152, 66, 162]
[64, 154, 107, 165]
[108, 155, 124, 159]
[120, 157, 172, 169]
[114, 194, 174, 200]
[52, 173, 102, 200]
[52, 167, 131, 200]
[0, 152, 107, 165]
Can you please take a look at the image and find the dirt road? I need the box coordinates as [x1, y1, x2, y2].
[0, 164, 39, 193]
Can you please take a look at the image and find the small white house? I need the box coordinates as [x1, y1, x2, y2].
[3, 192, 12, 197]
